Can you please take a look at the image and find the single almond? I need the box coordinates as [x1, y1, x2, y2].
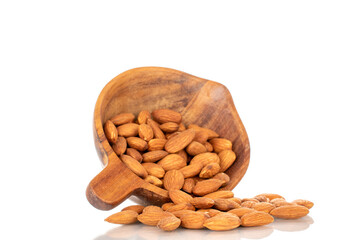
[166, 202, 195, 212]
[148, 138, 167, 151]
[161, 202, 175, 211]
[188, 124, 219, 139]
[182, 178, 196, 193]
[152, 109, 182, 124]
[105, 210, 138, 224]
[192, 179, 223, 196]
[137, 110, 151, 125]
[193, 131, 209, 144]
[139, 124, 154, 141]
[254, 195, 270, 202]
[179, 163, 203, 178]
[255, 193, 285, 201]
[186, 141, 207, 156]
[253, 202, 275, 213]
[213, 198, 241, 211]
[144, 175, 163, 187]
[199, 162, 221, 178]
[165, 129, 196, 153]
[110, 113, 135, 125]
[228, 197, 242, 205]
[143, 205, 163, 213]
[209, 138, 232, 153]
[228, 207, 255, 217]
[203, 213, 241, 231]
[163, 170, 185, 190]
[142, 162, 165, 178]
[212, 172, 230, 187]
[159, 122, 179, 133]
[157, 154, 187, 171]
[121, 155, 148, 178]
[270, 205, 309, 219]
[197, 209, 221, 217]
[122, 205, 145, 214]
[241, 211, 274, 227]
[126, 148, 143, 162]
[272, 201, 296, 208]
[142, 150, 169, 163]
[190, 152, 220, 167]
[191, 197, 215, 209]
[292, 199, 314, 209]
[147, 118, 166, 139]
[137, 211, 174, 226]
[168, 190, 193, 204]
[241, 201, 257, 208]
[204, 190, 234, 199]
[204, 142, 213, 152]
[157, 216, 181, 231]
[112, 136, 127, 155]
[126, 137, 148, 151]
[117, 123, 140, 137]
[104, 120, 118, 144]
[218, 149, 236, 172]
[180, 212, 207, 229]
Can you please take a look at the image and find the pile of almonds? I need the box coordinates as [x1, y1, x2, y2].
[103, 109, 314, 231]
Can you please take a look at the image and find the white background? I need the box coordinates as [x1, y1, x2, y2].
[1, 1, 359, 239]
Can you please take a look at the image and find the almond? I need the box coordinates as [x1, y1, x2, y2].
[212, 172, 230, 187]
[142, 162, 165, 178]
[166, 202, 195, 212]
[137, 110, 151, 125]
[157, 154, 186, 171]
[104, 120, 118, 144]
[253, 202, 275, 213]
[121, 155, 148, 178]
[272, 201, 296, 208]
[139, 124, 154, 141]
[199, 162, 221, 178]
[241, 211, 274, 227]
[204, 142, 213, 152]
[105, 210, 138, 224]
[204, 190, 234, 199]
[292, 199, 314, 209]
[270, 205, 309, 219]
[159, 122, 179, 133]
[165, 129, 195, 153]
[137, 211, 174, 226]
[270, 198, 286, 204]
[144, 175, 163, 187]
[166, 131, 181, 140]
[192, 179, 223, 196]
[161, 202, 175, 211]
[193, 131, 209, 144]
[147, 118, 166, 139]
[254, 195, 270, 202]
[148, 138, 167, 151]
[180, 212, 207, 229]
[126, 148, 143, 162]
[228, 207, 255, 217]
[190, 152, 220, 167]
[121, 205, 145, 214]
[142, 150, 168, 163]
[228, 197, 242, 205]
[110, 113, 135, 125]
[241, 201, 257, 208]
[213, 198, 240, 211]
[182, 178, 195, 193]
[112, 136, 127, 155]
[218, 150, 236, 172]
[209, 138, 232, 153]
[197, 209, 221, 217]
[186, 141, 207, 156]
[203, 213, 241, 231]
[255, 193, 285, 201]
[191, 197, 215, 209]
[157, 216, 181, 231]
[168, 190, 193, 204]
[163, 170, 185, 190]
[126, 137, 148, 151]
[242, 198, 260, 203]
[152, 109, 182, 124]
[142, 205, 163, 213]
[179, 163, 203, 178]
[171, 210, 196, 218]
[117, 123, 140, 137]
[188, 124, 219, 139]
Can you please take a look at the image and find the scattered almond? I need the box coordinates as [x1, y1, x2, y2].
[213, 198, 240, 211]
[253, 202, 275, 213]
[157, 216, 181, 231]
[270, 205, 309, 219]
[121, 205, 145, 214]
[241, 211, 274, 227]
[212, 172, 230, 186]
[191, 197, 215, 209]
[204, 190, 234, 199]
[181, 212, 207, 229]
[228, 207, 255, 217]
[144, 175, 163, 187]
[142, 162, 165, 178]
[203, 213, 241, 231]
[105, 210, 138, 224]
[292, 199, 314, 209]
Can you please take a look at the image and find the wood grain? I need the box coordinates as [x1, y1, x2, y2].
[87, 67, 250, 210]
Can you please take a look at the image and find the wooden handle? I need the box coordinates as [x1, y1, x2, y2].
[86, 159, 143, 210]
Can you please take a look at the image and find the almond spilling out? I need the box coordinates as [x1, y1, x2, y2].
[180, 212, 207, 229]
[192, 179, 223, 196]
[105, 210, 138, 224]
[270, 205, 309, 219]
[157, 216, 181, 231]
[203, 213, 241, 231]
[110, 113, 135, 125]
[241, 211, 274, 227]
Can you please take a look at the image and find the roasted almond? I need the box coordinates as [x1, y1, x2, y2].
[292, 199, 314, 209]
[168, 190, 193, 204]
[218, 149, 236, 172]
[241, 201, 257, 208]
[126, 137, 148, 151]
[121, 154, 148, 178]
[191, 197, 215, 209]
[142, 150, 168, 163]
[139, 124, 154, 141]
[110, 113, 135, 125]
[142, 162, 165, 178]
[228, 207, 255, 217]
[179, 163, 203, 178]
[203, 213, 241, 231]
[213, 198, 240, 211]
[212, 172, 230, 187]
[190, 152, 220, 167]
[147, 118, 166, 139]
[126, 148, 143, 162]
[241, 211, 274, 227]
[159, 122, 179, 133]
[165, 131, 181, 140]
[157, 154, 187, 171]
[152, 109, 182, 124]
[137, 110, 151, 125]
[270, 205, 309, 219]
[157, 216, 181, 231]
[188, 124, 219, 139]
[209, 138, 232, 153]
[192, 179, 223, 196]
[204, 190, 234, 199]
[253, 202, 275, 213]
[165, 129, 196, 153]
[104, 120, 118, 144]
[112, 136, 127, 155]
[182, 178, 196, 193]
[144, 175, 163, 187]
[105, 210, 138, 224]
[171, 209, 196, 218]
[186, 141, 207, 156]
[193, 131, 209, 144]
[180, 212, 207, 229]
[228, 197, 242, 205]
[255, 193, 285, 201]
[142, 205, 163, 213]
[161, 202, 175, 211]
[199, 162, 221, 178]
[148, 138, 167, 151]
[121, 205, 145, 214]
[117, 123, 140, 137]
[163, 170, 185, 190]
[166, 202, 195, 212]
[137, 211, 174, 226]
[197, 209, 221, 217]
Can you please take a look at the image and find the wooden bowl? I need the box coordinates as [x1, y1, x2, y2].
[86, 67, 250, 210]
